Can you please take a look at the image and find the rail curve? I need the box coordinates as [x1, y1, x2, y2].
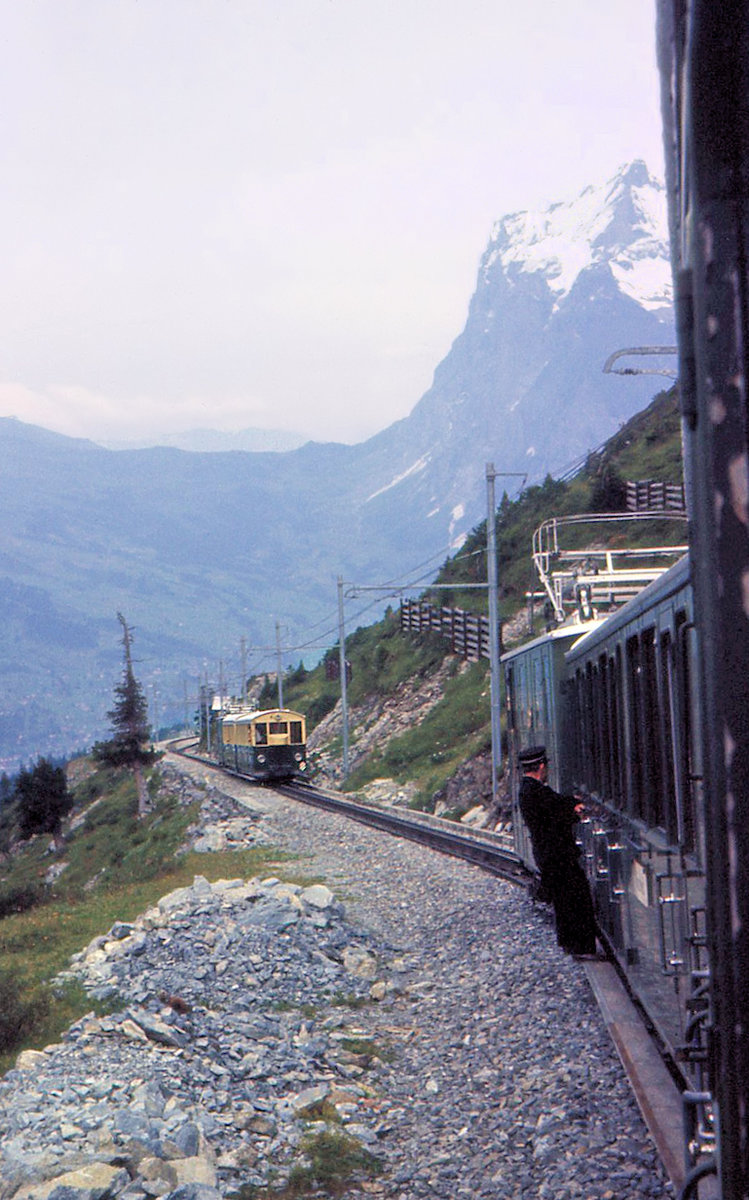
[167, 738, 528, 886]
[166, 736, 692, 1190]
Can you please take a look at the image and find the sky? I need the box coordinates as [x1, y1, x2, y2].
[0, 0, 666, 447]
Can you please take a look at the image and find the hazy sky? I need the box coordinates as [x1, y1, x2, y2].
[0, 1, 665, 446]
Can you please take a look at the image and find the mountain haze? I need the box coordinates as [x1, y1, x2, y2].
[0, 162, 674, 766]
[101, 427, 307, 454]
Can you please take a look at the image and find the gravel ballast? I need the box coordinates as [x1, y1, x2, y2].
[0, 758, 674, 1199]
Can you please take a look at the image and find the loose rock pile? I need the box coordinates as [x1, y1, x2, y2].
[0, 872, 401, 1200]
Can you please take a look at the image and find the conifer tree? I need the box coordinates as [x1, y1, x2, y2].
[14, 758, 72, 845]
[95, 613, 154, 817]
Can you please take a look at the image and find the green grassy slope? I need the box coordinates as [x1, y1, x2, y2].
[0, 761, 305, 1070]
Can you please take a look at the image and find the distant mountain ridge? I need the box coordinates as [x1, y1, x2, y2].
[0, 161, 674, 766]
[101, 427, 307, 453]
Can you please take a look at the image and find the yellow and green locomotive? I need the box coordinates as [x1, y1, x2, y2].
[219, 708, 307, 781]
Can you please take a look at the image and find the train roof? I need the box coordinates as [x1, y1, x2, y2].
[500, 615, 604, 664]
[221, 707, 306, 725]
[565, 553, 690, 662]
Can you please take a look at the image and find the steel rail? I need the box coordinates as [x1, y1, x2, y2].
[275, 779, 530, 886]
[167, 739, 528, 885]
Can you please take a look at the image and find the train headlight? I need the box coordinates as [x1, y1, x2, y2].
[294, 752, 302, 761]
[257, 754, 266, 764]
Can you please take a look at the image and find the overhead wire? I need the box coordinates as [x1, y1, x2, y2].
[210, 520, 499, 689]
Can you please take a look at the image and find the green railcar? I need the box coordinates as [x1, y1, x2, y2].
[219, 707, 307, 781]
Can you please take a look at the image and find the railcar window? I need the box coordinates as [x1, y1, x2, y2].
[676, 611, 697, 853]
[571, 670, 584, 782]
[269, 721, 287, 735]
[659, 631, 678, 840]
[255, 724, 268, 745]
[611, 650, 625, 807]
[579, 665, 594, 787]
[577, 670, 588, 783]
[598, 654, 612, 798]
[588, 662, 602, 792]
[626, 635, 645, 821]
[537, 653, 551, 729]
[289, 721, 303, 744]
[642, 628, 665, 828]
[559, 676, 576, 779]
[573, 670, 583, 778]
[532, 656, 542, 730]
[579, 666, 590, 785]
[506, 667, 517, 732]
[517, 661, 530, 733]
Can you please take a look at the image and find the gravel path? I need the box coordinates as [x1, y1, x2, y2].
[188, 758, 675, 1199]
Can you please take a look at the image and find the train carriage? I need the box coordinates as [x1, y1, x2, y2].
[563, 557, 707, 1075]
[219, 708, 307, 781]
[501, 618, 598, 865]
[655, 5, 749, 1193]
[503, 554, 712, 1169]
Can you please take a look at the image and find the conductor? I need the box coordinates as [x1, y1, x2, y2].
[518, 745, 598, 959]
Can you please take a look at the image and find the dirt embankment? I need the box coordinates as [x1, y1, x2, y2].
[307, 658, 510, 830]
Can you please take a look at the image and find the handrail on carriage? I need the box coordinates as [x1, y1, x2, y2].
[532, 512, 688, 624]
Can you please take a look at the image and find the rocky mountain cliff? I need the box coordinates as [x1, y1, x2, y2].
[351, 160, 673, 548]
[0, 162, 674, 766]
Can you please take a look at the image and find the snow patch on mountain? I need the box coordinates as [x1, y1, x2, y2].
[447, 503, 468, 550]
[484, 161, 671, 312]
[365, 454, 429, 503]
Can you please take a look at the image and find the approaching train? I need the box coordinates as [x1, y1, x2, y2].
[217, 707, 307, 782]
[502, 551, 713, 1179]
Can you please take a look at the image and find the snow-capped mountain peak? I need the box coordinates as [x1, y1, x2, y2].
[484, 160, 671, 312]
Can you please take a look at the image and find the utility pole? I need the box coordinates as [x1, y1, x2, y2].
[486, 463, 502, 805]
[275, 620, 284, 709]
[485, 466, 526, 805]
[240, 637, 247, 702]
[338, 463, 524, 792]
[337, 576, 349, 778]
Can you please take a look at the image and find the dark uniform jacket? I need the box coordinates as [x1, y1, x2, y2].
[519, 773, 597, 956]
[518, 774, 580, 879]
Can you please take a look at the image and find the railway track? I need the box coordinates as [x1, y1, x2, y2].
[167, 737, 693, 1191]
[276, 779, 531, 885]
[170, 738, 528, 884]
